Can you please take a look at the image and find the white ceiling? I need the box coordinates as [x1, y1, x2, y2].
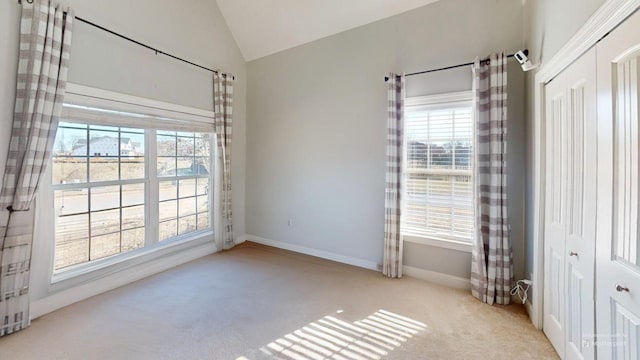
[216, 0, 442, 61]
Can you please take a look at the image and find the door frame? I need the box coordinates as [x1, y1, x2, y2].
[530, 0, 640, 329]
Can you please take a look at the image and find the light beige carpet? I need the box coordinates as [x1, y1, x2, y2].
[0, 242, 558, 359]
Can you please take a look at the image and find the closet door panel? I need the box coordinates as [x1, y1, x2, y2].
[564, 47, 597, 360]
[544, 47, 597, 360]
[596, 9, 640, 360]
[544, 72, 568, 357]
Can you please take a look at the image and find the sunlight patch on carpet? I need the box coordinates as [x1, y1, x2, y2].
[238, 309, 427, 360]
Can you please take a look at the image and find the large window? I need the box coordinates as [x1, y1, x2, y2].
[402, 92, 474, 245]
[157, 131, 211, 241]
[51, 94, 215, 272]
[53, 123, 148, 270]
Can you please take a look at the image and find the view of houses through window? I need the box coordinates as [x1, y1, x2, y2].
[52, 120, 213, 271]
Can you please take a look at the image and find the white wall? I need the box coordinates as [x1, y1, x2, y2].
[522, 0, 606, 279]
[0, 0, 246, 303]
[246, 0, 527, 280]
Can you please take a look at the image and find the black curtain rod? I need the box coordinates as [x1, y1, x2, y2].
[384, 49, 527, 82]
[18, 0, 234, 80]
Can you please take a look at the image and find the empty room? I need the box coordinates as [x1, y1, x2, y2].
[0, 0, 638, 359]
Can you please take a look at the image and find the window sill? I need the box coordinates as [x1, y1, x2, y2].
[402, 234, 473, 253]
[51, 230, 214, 285]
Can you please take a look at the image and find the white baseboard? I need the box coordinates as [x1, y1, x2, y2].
[524, 272, 540, 329]
[235, 235, 247, 245]
[242, 234, 379, 271]
[242, 234, 473, 291]
[30, 241, 218, 320]
[525, 298, 534, 317]
[402, 265, 471, 290]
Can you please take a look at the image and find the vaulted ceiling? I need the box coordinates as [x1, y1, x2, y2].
[215, 0, 442, 61]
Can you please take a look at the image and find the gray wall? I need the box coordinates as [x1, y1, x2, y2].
[522, 0, 606, 279]
[0, 0, 606, 291]
[246, 0, 527, 280]
[0, 0, 247, 242]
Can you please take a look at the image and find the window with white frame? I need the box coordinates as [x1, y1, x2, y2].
[50, 89, 215, 272]
[402, 92, 474, 244]
[157, 131, 212, 241]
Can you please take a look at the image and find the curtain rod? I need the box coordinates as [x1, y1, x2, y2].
[17, 0, 234, 80]
[384, 49, 528, 82]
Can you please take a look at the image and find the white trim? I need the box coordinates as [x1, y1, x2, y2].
[530, 0, 640, 330]
[403, 91, 475, 248]
[402, 265, 471, 290]
[241, 235, 472, 291]
[51, 231, 213, 284]
[30, 240, 217, 320]
[405, 91, 473, 107]
[406, 168, 472, 176]
[525, 296, 534, 321]
[522, 272, 534, 321]
[533, 0, 640, 83]
[235, 235, 247, 245]
[65, 83, 215, 119]
[402, 234, 472, 253]
[51, 178, 146, 190]
[243, 234, 379, 271]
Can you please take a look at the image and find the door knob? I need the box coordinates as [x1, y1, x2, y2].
[616, 285, 630, 293]
[569, 251, 578, 257]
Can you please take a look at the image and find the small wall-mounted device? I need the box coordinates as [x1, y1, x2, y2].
[514, 49, 538, 72]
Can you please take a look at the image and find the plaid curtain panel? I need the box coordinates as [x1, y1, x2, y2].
[383, 73, 405, 278]
[470, 53, 513, 305]
[213, 72, 235, 250]
[0, 0, 73, 336]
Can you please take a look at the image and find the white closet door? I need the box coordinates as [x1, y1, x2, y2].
[544, 67, 568, 358]
[564, 47, 597, 360]
[544, 47, 597, 360]
[596, 9, 640, 360]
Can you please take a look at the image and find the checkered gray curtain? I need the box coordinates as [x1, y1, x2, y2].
[383, 73, 405, 278]
[470, 53, 513, 305]
[0, 0, 73, 336]
[213, 72, 234, 250]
